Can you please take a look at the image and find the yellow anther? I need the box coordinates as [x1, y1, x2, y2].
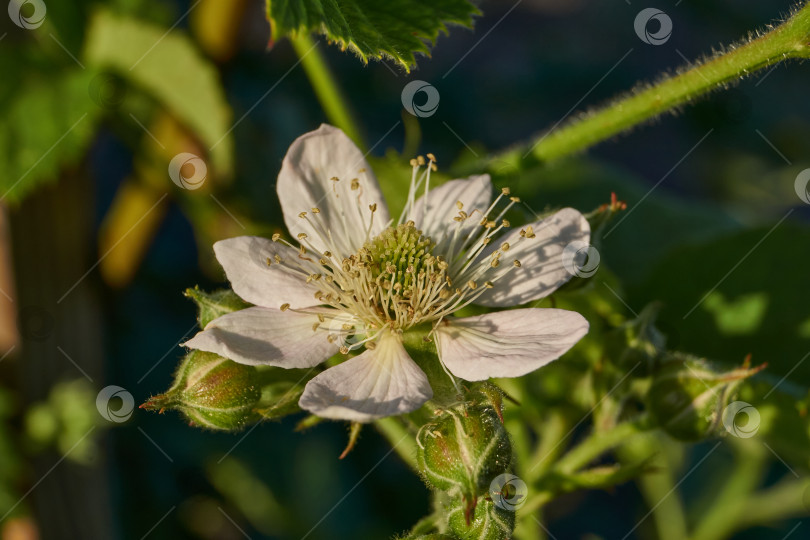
[312, 322, 320, 331]
[298, 232, 308, 240]
[513, 260, 522, 268]
[369, 203, 377, 212]
[502, 219, 511, 228]
[484, 281, 494, 289]
[298, 211, 307, 218]
[501, 242, 510, 251]
[417, 155, 425, 166]
[501, 187, 511, 195]
[311, 207, 321, 214]
[525, 226, 536, 239]
[351, 178, 360, 190]
[280, 303, 290, 311]
[339, 346, 350, 354]
[426, 152, 437, 162]
[274, 254, 282, 263]
[467, 280, 478, 290]
[272, 233, 281, 242]
[456, 201, 464, 210]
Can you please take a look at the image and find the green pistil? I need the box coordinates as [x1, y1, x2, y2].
[363, 224, 434, 292]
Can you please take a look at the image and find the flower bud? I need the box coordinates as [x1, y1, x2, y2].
[648, 353, 764, 441]
[142, 350, 261, 431]
[447, 496, 514, 540]
[416, 405, 511, 513]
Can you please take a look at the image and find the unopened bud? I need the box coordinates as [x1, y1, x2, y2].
[649, 353, 765, 441]
[141, 350, 261, 431]
[416, 405, 511, 510]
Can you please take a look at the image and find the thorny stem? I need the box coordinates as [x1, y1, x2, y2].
[486, 3, 810, 169]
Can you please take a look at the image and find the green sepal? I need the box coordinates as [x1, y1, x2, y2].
[184, 286, 250, 328]
[446, 497, 514, 540]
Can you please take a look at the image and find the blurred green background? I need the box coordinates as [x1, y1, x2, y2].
[1, 0, 809, 538]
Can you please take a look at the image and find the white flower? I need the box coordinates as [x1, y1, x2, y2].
[185, 125, 590, 422]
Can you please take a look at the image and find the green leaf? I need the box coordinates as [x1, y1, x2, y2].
[0, 68, 100, 202]
[83, 9, 234, 172]
[266, 0, 479, 70]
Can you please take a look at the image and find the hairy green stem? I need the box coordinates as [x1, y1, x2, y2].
[554, 414, 652, 474]
[691, 440, 767, 540]
[618, 433, 689, 540]
[520, 415, 651, 516]
[290, 33, 364, 146]
[489, 3, 810, 168]
[736, 476, 810, 530]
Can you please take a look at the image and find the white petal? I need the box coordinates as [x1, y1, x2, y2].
[298, 332, 432, 422]
[408, 175, 492, 243]
[213, 236, 318, 309]
[436, 308, 589, 381]
[474, 208, 590, 307]
[277, 125, 391, 255]
[184, 307, 338, 367]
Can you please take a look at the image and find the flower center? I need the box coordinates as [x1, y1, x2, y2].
[362, 223, 434, 293]
[347, 222, 450, 328]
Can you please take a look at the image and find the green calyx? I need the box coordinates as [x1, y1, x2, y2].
[363, 223, 436, 292]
